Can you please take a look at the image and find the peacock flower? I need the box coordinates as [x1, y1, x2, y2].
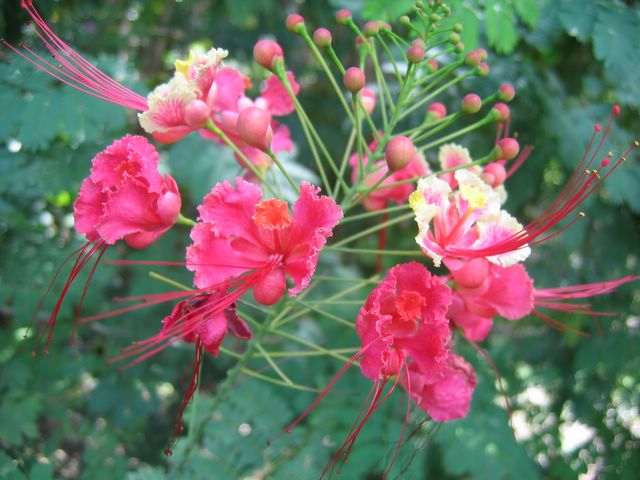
[35, 135, 181, 352]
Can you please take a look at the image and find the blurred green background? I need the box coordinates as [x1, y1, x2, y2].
[1, 0, 639, 478]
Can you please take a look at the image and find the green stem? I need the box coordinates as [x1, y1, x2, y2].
[204, 120, 275, 196]
[418, 115, 494, 153]
[332, 212, 415, 247]
[267, 149, 299, 193]
[339, 203, 411, 224]
[254, 342, 293, 385]
[290, 298, 355, 328]
[327, 246, 423, 256]
[401, 69, 475, 120]
[149, 272, 191, 291]
[176, 213, 196, 227]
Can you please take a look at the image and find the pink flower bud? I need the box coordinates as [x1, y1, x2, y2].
[253, 40, 284, 70]
[498, 83, 515, 102]
[343, 66, 365, 93]
[364, 21, 381, 36]
[462, 94, 482, 114]
[482, 162, 507, 187]
[184, 99, 210, 127]
[613, 104, 621, 116]
[496, 138, 520, 160]
[385, 136, 415, 172]
[492, 103, 510, 122]
[359, 87, 376, 114]
[412, 38, 426, 48]
[407, 44, 425, 63]
[452, 258, 489, 289]
[465, 49, 483, 67]
[428, 102, 447, 120]
[477, 62, 490, 77]
[336, 9, 352, 24]
[427, 59, 439, 72]
[253, 267, 286, 305]
[286, 13, 305, 33]
[313, 27, 332, 47]
[237, 107, 273, 151]
[156, 191, 182, 225]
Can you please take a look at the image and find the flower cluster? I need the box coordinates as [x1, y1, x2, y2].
[8, 0, 638, 476]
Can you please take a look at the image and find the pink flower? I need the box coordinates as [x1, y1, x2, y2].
[410, 170, 530, 267]
[356, 262, 452, 382]
[34, 135, 181, 352]
[187, 178, 342, 305]
[402, 354, 477, 421]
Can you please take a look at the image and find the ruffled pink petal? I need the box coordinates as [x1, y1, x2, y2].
[73, 177, 105, 241]
[213, 67, 247, 112]
[284, 182, 343, 295]
[405, 354, 477, 421]
[447, 293, 493, 341]
[261, 71, 299, 116]
[89, 135, 163, 193]
[186, 223, 265, 289]
[95, 177, 167, 245]
[483, 264, 534, 320]
[197, 177, 264, 240]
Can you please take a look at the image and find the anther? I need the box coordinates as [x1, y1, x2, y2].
[579, 212, 586, 217]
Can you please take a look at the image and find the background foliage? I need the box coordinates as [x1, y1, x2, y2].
[1, 0, 639, 478]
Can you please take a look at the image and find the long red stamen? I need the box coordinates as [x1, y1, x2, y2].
[164, 338, 203, 457]
[32, 239, 107, 354]
[3, 1, 147, 110]
[450, 108, 638, 259]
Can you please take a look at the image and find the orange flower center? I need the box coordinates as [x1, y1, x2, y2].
[252, 199, 293, 230]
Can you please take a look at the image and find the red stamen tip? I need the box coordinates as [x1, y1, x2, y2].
[21, 1, 33, 9]
[601, 157, 611, 168]
[613, 104, 620, 116]
[594, 124, 602, 132]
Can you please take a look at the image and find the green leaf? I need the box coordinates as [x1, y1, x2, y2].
[485, 0, 518, 54]
[448, 1, 481, 51]
[556, 0, 600, 42]
[592, 3, 640, 108]
[362, 0, 414, 21]
[514, 0, 540, 28]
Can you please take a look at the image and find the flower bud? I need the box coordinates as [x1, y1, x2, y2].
[477, 62, 490, 76]
[237, 107, 273, 151]
[313, 27, 332, 47]
[465, 49, 483, 67]
[343, 66, 365, 93]
[482, 162, 507, 187]
[336, 9, 352, 24]
[364, 21, 381, 36]
[253, 267, 286, 306]
[184, 99, 210, 127]
[359, 87, 376, 115]
[286, 13, 305, 33]
[427, 102, 447, 120]
[399, 15, 411, 26]
[253, 40, 284, 70]
[427, 59, 439, 72]
[461, 94, 482, 114]
[496, 138, 519, 160]
[491, 103, 511, 122]
[453, 23, 463, 33]
[498, 83, 515, 102]
[407, 44, 425, 63]
[452, 258, 489, 289]
[454, 41, 465, 53]
[385, 136, 415, 172]
[448, 33, 461, 44]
